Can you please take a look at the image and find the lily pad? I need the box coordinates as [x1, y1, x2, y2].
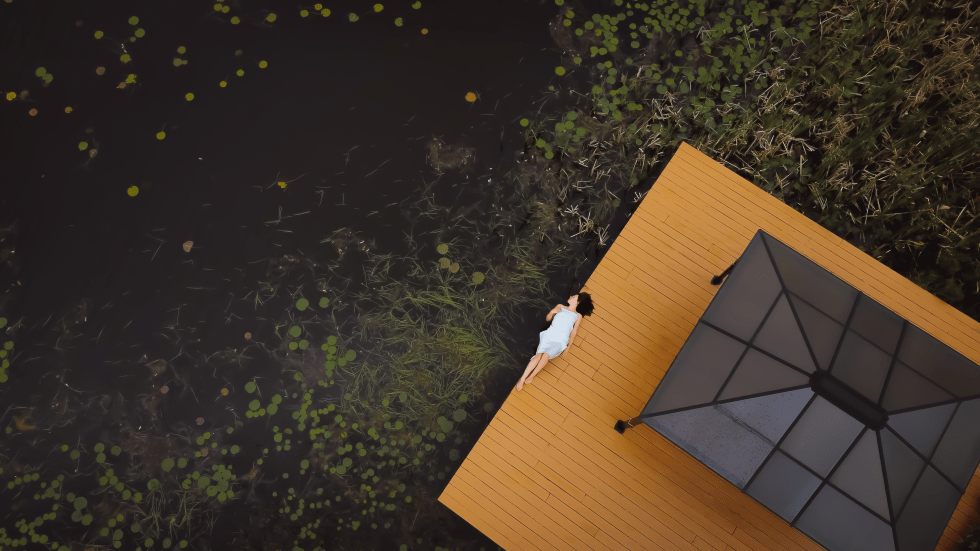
[296, 298, 309, 311]
[245, 381, 256, 393]
[288, 326, 301, 338]
[436, 243, 449, 254]
[319, 297, 329, 308]
[161, 458, 175, 472]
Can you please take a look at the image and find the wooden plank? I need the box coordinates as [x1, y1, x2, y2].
[460, 460, 609, 551]
[669, 146, 980, 360]
[440, 140, 980, 551]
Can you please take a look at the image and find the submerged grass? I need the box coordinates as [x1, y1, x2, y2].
[349, 238, 556, 429]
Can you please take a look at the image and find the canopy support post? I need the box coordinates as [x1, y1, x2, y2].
[614, 413, 658, 434]
[711, 259, 738, 285]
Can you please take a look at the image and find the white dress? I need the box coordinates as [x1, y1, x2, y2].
[536, 308, 578, 358]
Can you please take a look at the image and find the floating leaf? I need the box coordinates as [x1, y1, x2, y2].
[79, 142, 88, 151]
[436, 243, 449, 254]
[128, 16, 139, 25]
[296, 298, 309, 311]
[449, 262, 460, 274]
[348, 13, 359, 22]
[35, 67, 46, 77]
[459, 393, 468, 403]
[412, 1, 421, 7]
[471, 272, 484, 284]
[111, 446, 121, 455]
[156, 131, 166, 140]
[135, 28, 145, 37]
[245, 381, 256, 393]
[520, 118, 530, 127]
[185, 93, 194, 101]
[177, 458, 187, 468]
[288, 326, 301, 338]
[555, 66, 566, 76]
[344, 349, 356, 361]
[449, 449, 460, 461]
[230, 445, 240, 454]
[439, 257, 450, 269]
[300, 459, 310, 469]
[94, 31, 104, 39]
[300, 10, 309, 17]
[266, 13, 277, 22]
[374, 4, 383, 11]
[236, 69, 244, 77]
[249, 399, 260, 411]
[319, 297, 329, 308]
[161, 458, 175, 472]
[231, 16, 240, 24]
[219, 80, 227, 87]
[258, 60, 268, 69]
[299, 340, 309, 350]
[147, 479, 159, 490]
[395, 17, 403, 26]
[120, 54, 131, 63]
[453, 409, 467, 422]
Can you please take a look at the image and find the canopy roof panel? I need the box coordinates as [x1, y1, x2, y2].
[642, 230, 980, 551]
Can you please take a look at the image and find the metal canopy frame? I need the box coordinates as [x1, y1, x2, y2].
[617, 229, 980, 551]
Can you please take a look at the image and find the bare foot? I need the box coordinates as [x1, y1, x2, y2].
[516, 379, 524, 391]
[524, 377, 534, 386]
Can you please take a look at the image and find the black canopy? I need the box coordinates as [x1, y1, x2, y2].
[641, 230, 980, 551]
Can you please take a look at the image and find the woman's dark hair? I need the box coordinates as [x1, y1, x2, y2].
[577, 292, 594, 316]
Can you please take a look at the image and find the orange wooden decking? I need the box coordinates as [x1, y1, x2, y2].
[438, 141, 980, 551]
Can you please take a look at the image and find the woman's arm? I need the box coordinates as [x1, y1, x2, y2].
[568, 314, 583, 346]
[545, 305, 561, 322]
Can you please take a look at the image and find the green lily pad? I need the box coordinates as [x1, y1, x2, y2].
[249, 399, 260, 411]
[245, 381, 256, 393]
[296, 298, 309, 311]
[35, 67, 46, 77]
[453, 409, 467, 422]
[161, 458, 175, 472]
[319, 297, 329, 308]
[289, 326, 301, 338]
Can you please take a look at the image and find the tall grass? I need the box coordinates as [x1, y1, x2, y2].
[524, 0, 980, 318]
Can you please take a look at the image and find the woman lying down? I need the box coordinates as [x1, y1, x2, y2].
[516, 292, 594, 391]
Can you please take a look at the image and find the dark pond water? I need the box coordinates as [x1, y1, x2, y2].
[0, 0, 621, 549]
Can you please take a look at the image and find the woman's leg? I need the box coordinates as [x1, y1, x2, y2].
[516, 353, 545, 391]
[523, 353, 551, 386]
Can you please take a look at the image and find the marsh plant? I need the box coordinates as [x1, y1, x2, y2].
[524, 0, 980, 318]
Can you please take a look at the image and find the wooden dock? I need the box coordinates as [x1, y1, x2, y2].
[438, 141, 980, 551]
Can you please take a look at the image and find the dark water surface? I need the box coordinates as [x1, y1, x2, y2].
[0, 1, 595, 549]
